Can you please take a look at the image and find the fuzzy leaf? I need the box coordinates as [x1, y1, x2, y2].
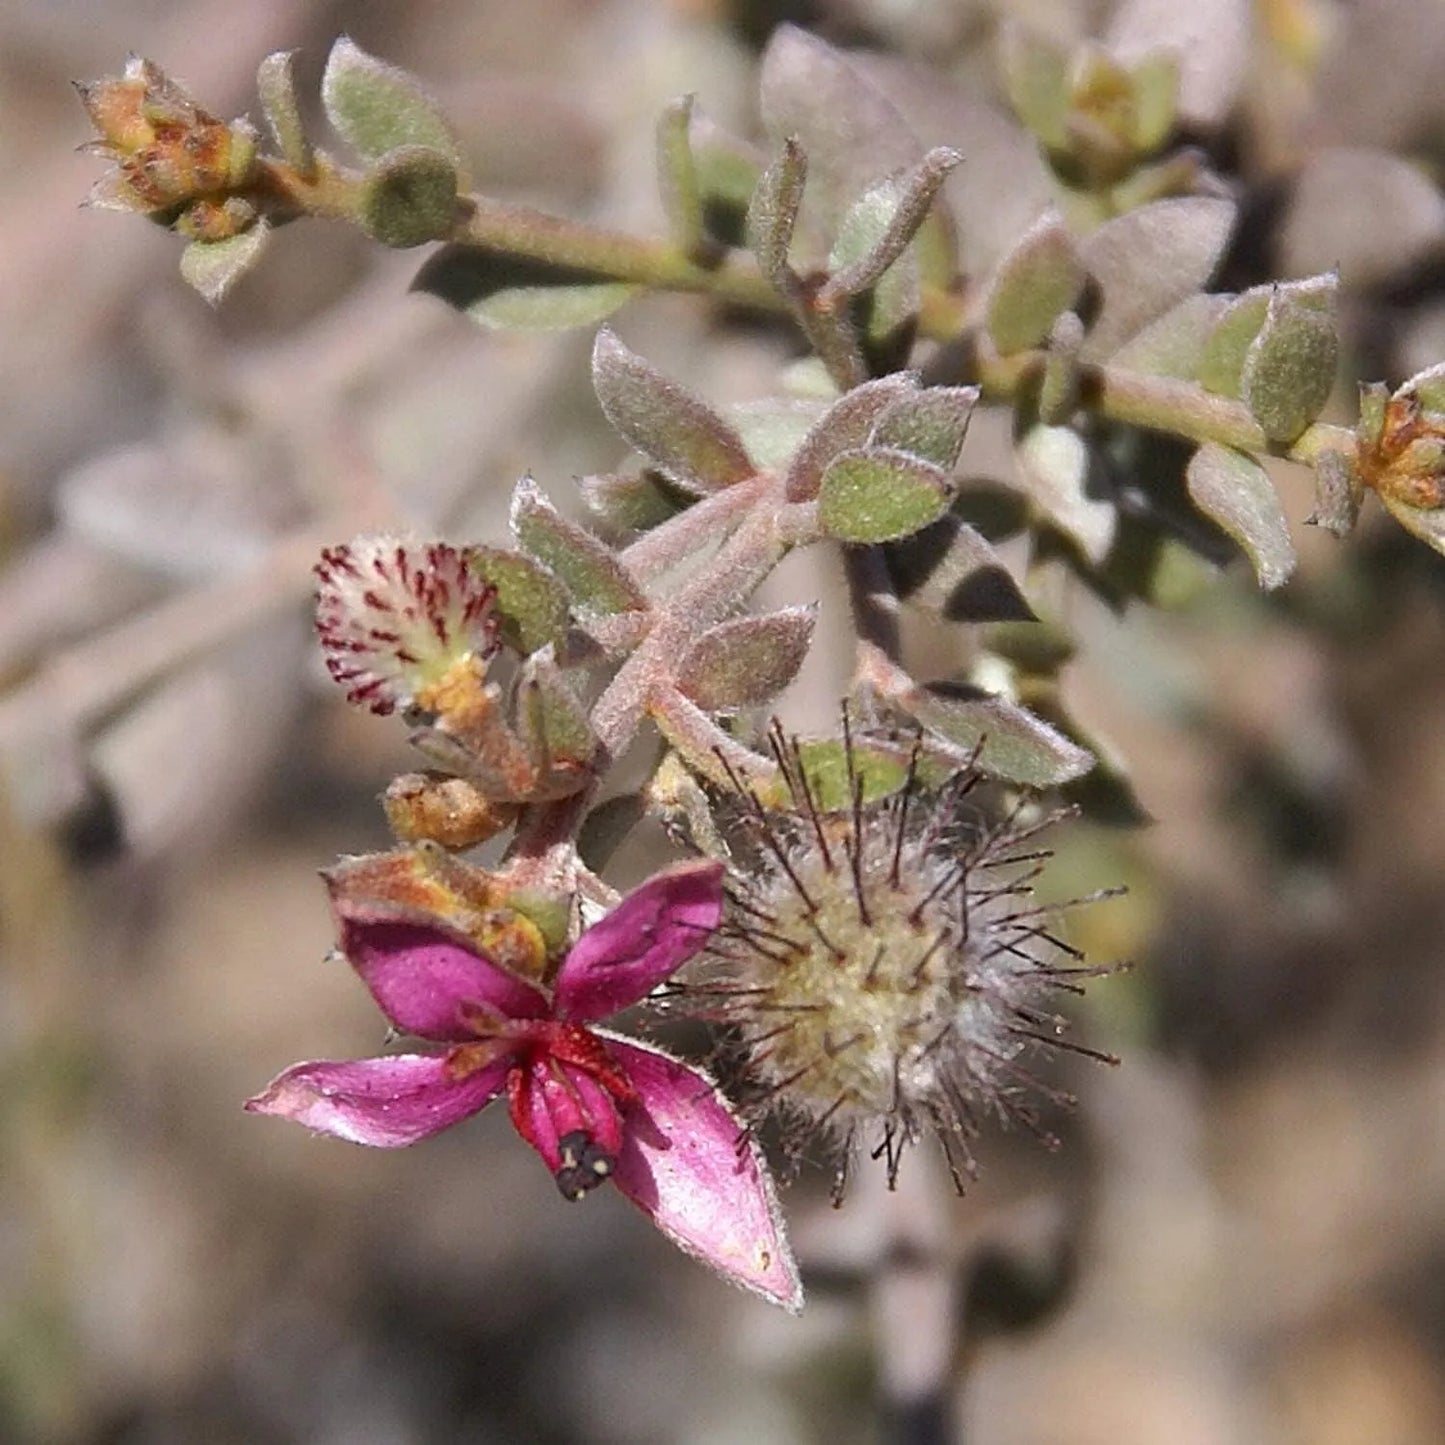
[1240, 279, 1339, 444]
[754, 737, 909, 812]
[869, 386, 977, 471]
[1308, 449, 1362, 538]
[904, 682, 1094, 787]
[412, 246, 639, 331]
[179, 224, 269, 306]
[1379, 491, 1445, 556]
[985, 213, 1086, 356]
[510, 476, 647, 616]
[518, 656, 597, 781]
[818, 448, 952, 543]
[1110, 293, 1231, 379]
[592, 331, 754, 495]
[689, 111, 764, 248]
[1185, 443, 1295, 589]
[1197, 290, 1270, 397]
[785, 375, 918, 502]
[999, 24, 1070, 149]
[824, 149, 961, 301]
[746, 139, 806, 284]
[463, 546, 569, 654]
[1015, 425, 1116, 564]
[256, 51, 312, 173]
[1408, 362, 1445, 414]
[579, 470, 687, 534]
[883, 512, 1034, 622]
[322, 37, 462, 167]
[1079, 197, 1235, 359]
[358, 146, 459, 248]
[676, 607, 816, 713]
[656, 95, 704, 256]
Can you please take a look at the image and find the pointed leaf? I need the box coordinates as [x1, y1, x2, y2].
[322, 37, 462, 167]
[178, 224, 269, 305]
[1185, 443, 1295, 589]
[746, 139, 806, 284]
[607, 1038, 802, 1312]
[656, 95, 704, 256]
[785, 375, 917, 501]
[579, 470, 687, 533]
[985, 213, 1086, 355]
[754, 737, 909, 812]
[412, 245, 639, 331]
[884, 512, 1034, 622]
[510, 476, 648, 615]
[256, 51, 312, 173]
[818, 448, 952, 543]
[905, 682, 1094, 786]
[999, 23, 1070, 149]
[1079, 197, 1235, 359]
[462, 545, 569, 655]
[869, 386, 978, 471]
[592, 331, 754, 495]
[676, 607, 817, 712]
[518, 656, 597, 780]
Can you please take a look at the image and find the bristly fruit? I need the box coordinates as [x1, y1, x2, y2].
[693, 721, 1120, 1199]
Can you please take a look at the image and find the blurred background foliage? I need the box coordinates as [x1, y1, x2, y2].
[3, 0, 1445, 1441]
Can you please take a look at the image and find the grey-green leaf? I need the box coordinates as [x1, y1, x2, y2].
[746, 139, 806, 283]
[510, 475, 648, 616]
[1110, 293, 1232, 379]
[785, 375, 918, 501]
[676, 606, 817, 712]
[998, 23, 1070, 149]
[578, 470, 688, 534]
[1079, 196, 1236, 360]
[463, 545, 570, 654]
[818, 448, 952, 543]
[256, 51, 312, 173]
[592, 330, 754, 495]
[1240, 279, 1339, 444]
[1185, 443, 1295, 589]
[357, 146, 459, 248]
[321, 37, 463, 167]
[870, 386, 978, 471]
[985, 213, 1085, 355]
[179, 224, 269, 306]
[411, 246, 639, 331]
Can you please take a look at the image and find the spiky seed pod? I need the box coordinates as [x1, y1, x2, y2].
[696, 727, 1119, 1198]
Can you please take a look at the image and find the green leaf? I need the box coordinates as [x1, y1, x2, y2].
[578, 470, 687, 533]
[178, 224, 269, 306]
[1128, 51, 1181, 150]
[883, 511, 1034, 623]
[518, 656, 597, 780]
[1407, 362, 1445, 414]
[321, 37, 462, 167]
[726, 400, 825, 470]
[689, 110, 764, 248]
[869, 386, 977, 470]
[592, 330, 754, 495]
[1079, 196, 1235, 359]
[903, 682, 1094, 786]
[746, 139, 806, 284]
[656, 95, 704, 257]
[785, 375, 917, 501]
[256, 51, 312, 173]
[357, 146, 459, 248]
[985, 213, 1086, 356]
[1307, 448, 1362, 538]
[1015, 424, 1116, 564]
[411, 246, 639, 331]
[1240, 277, 1339, 444]
[676, 607, 817, 712]
[754, 737, 909, 812]
[818, 448, 952, 543]
[1184, 443, 1295, 589]
[510, 475, 648, 616]
[463, 545, 570, 654]
[1196, 289, 1269, 396]
[1379, 491, 1445, 556]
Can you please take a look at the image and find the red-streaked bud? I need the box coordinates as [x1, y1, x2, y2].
[314, 537, 500, 717]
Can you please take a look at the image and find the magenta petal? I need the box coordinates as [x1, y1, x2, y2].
[554, 860, 724, 1022]
[244, 1053, 509, 1147]
[336, 914, 548, 1040]
[603, 1035, 802, 1312]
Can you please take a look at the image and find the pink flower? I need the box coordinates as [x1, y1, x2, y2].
[246, 859, 801, 1311]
